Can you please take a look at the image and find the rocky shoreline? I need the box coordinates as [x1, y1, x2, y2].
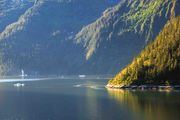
[106, 84, 180, 91]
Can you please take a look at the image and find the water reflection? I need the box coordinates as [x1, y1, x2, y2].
[0, 79, 179, 120]
[85, 88, 100, 119]
[107, 89, 180, 120]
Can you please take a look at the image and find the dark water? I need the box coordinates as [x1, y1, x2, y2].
[0, 79, 180, 120]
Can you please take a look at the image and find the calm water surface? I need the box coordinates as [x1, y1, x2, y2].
[0, 79, 180, 120]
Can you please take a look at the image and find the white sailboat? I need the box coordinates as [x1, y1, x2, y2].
[14, 69, 26, 87]
[20, 69, 27, 77]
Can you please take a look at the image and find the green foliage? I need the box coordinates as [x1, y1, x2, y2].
[0, 53, 7, 76]
[108, 16, 180, 86]
[121, 0, 177, 41]
[75, 0, 178, 59]
[165, 80, 170, 86]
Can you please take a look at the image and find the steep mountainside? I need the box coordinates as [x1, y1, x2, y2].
[73, 0, 180, 76]
[0, 0, 116, 75]
[0, 0, 179, 76]
[107, 16, 180, 86]
[76, 0, 180, 59]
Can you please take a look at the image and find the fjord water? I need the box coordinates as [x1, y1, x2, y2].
[0, 79, 180, 120]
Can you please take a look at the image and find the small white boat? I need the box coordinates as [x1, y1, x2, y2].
[79, 75, 86, 78]
[14, 83, 25, 87]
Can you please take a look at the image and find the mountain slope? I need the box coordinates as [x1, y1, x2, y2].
[75, 0, 180, 59]
[107, 16, 180, 86]
[0, 0, 116, 75]
[0, 0, 179, 76]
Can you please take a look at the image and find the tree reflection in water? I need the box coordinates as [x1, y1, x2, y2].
[107, 89, 180, 120]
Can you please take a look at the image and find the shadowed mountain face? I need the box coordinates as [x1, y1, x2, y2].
[0, 0, 117, 75]
[0, 0, 179, 76]
[76, 0, 180, 59]
[75, 0, 180, 74]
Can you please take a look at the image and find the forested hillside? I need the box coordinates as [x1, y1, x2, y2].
[76, 0, 180, 59]
[0, 0, 116, 75]
[108, 16, 180, 86]
[0, 0, 179, 76]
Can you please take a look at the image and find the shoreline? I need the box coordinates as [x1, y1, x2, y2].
[106, 84, 180, 91]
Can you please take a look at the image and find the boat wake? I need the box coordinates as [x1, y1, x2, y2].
[73, 84, 104, 90]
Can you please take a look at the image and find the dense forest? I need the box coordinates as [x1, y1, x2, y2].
[75, 0, 179, 59]
[108, 16, 180, 86]
[0, 0, 179, 76]
[0, 0, 117, 75]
